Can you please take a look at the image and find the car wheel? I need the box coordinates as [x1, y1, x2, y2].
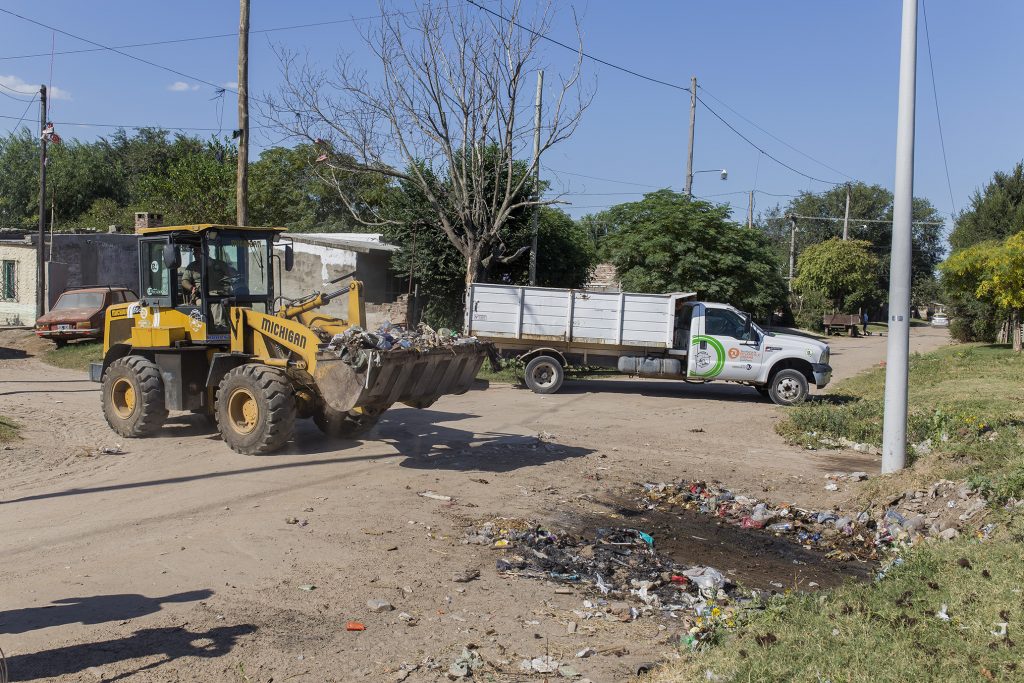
[53, 338, 67, 349]
[768, 369, 808, 406]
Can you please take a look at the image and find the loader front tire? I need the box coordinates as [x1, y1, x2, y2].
[102, 355, 168, 437]
[216, 365, 296, 455]
[314, 404, 388, 439]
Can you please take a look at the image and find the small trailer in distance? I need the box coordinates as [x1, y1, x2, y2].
[465, 283, 832, 405]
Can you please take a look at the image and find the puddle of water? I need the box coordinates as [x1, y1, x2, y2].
[565, 500, 874, 592]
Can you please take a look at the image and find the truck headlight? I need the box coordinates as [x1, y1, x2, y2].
[822, 348, 830, 365]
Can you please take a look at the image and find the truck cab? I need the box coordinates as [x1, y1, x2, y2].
[672, 301, 831, 403]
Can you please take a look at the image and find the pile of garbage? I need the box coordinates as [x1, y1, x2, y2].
[326, 322, 482, 358]
[640, 478, 991, 562]
[465, 519, 748, 648]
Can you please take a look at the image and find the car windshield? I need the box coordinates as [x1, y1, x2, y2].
[53, 292, 105, 310]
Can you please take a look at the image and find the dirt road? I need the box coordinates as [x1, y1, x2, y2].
[0, 327, 949, 682]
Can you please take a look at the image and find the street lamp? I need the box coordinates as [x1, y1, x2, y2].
[687, 168, 727, 195]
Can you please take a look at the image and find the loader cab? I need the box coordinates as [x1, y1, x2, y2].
[137, 224, 285, 339]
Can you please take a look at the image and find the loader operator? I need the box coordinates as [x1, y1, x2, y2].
[180, 246, 237, 329]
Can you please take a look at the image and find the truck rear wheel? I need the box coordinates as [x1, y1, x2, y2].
[314, 404, 389, 439]
[524, 355, 564, 394]
[102, 355, 168, 437]
[216, 365, 296, 455]
[768, 369, 808, 406]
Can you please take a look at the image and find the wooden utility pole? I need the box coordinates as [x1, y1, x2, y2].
[36, 84, 47, 318]
[236, 0, 250, 226]
[747, 190, 754, 229]
[528, 70, 544, 286]
[842, 183, 851, 239]
[787, 215, 798, 292]
[684, 76, 696, 196]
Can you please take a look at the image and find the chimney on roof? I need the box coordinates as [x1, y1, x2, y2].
[134, 212, 163, 233]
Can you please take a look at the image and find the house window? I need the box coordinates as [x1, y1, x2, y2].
[1, 260, 16, 301]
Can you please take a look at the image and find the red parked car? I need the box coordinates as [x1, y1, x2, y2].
[35, 286, 137, 347]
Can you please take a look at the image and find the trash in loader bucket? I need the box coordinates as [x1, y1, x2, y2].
[314, 323, 491, 413]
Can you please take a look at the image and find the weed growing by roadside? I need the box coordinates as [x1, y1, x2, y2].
[0, 415, 19, 442]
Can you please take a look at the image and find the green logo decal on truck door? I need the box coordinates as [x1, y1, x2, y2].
[691, 335, 725, 377]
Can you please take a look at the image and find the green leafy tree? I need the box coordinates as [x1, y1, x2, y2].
[793, 239, 880, 313]
[759, 182, 944, 313]
[941, 234, 1024, 351]
[385, 164, 595, 327]
[0, 128, 42, 227]
[600, 190, 787, 317]
[944, 163, 1024, 341]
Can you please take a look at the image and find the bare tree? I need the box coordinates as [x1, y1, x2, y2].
[263, 1, 589, 286]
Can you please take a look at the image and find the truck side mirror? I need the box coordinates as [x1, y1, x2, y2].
[284, 244, 294, 272]
[743, 314, 752, 339]
[162, 243, 181, 270]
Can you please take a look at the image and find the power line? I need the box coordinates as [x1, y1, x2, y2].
[697, 84, 855, 181]
[547, 168, 663, 188]
[0, 113, 265, 132]
[0, 8, 260, 105]
[789, 214, 944, 226]
[0, 10, 426, 61]
[466, 0, 853, 190]
[695, 93, 843, 186]
[0, 81, 34, 102]
[465, 0, 690, 93]
[921, 0, 957, 217]
[0, 93, 38, 137]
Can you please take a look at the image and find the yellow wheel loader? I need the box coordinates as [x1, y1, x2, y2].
[91, 224, 489, 454]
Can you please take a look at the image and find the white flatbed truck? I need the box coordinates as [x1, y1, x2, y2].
[465, 283, 832, 405]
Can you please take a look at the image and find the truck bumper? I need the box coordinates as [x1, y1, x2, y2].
[812, 363, 832, 389]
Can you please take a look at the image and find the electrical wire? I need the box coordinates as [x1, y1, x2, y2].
[465, 0, 690, 93]
[546, 168, 663, 188]
[0, 8, 263, 105]
[0, 81, 34, 101]
[466, 0, 852, 190]
[698, 84, 855, 182]
[0, 93, 38, 136]
[695, 93, 842, 186]
[0, 10, 428, 61]
[921, 0, 957, 217]
[0, 112, 264, 132]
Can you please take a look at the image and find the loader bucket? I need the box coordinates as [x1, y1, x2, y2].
[314, 342, 490, 414]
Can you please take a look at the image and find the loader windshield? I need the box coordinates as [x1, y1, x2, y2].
[204, 233, 270, 298]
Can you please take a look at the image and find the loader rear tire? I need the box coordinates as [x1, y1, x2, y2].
[216, 364, 296, 455]
[314, 404, 388, 439]
[102, 355, 168, 437]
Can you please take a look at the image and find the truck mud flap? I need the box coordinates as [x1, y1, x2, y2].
[314, 344, 489, 413]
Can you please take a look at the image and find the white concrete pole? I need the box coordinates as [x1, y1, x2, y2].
[882, 0, 918, 473]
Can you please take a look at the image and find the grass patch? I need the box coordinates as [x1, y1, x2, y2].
[650, 343, 1024, 683]
[778, 343, 1024, 502]
[650, 517, 1024, 683]
[43, 340, 103, 371]
[0, 415, 20, 443]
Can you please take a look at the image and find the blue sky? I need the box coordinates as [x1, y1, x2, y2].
[0, 1, 1020, 229]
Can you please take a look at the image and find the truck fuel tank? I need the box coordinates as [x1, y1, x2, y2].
[617, 356, 684, 378]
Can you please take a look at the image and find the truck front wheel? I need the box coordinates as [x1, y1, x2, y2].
[524, 355, 564, 394]
[216, 365, 296, 454]
[768, 369, 808, 406]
